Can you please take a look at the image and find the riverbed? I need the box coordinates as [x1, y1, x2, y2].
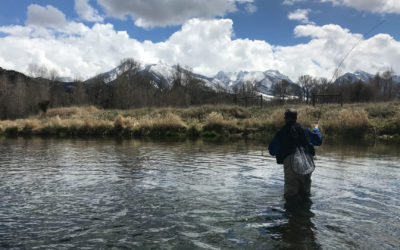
[0, 138, 399, 249]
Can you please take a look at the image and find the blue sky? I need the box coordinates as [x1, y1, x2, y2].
[0, 0, 399, 80]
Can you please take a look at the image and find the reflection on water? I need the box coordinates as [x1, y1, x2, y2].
[267, 199, 319, 250]
[0, 138, 399, 249]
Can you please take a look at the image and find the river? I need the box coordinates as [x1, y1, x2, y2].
[0, 138, 399, 249]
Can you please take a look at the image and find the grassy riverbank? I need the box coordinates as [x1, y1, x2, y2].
[1, 102, 400, 142]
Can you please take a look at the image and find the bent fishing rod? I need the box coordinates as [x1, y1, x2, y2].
[315, 19, 387, 123]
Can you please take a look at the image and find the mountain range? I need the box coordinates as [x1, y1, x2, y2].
[86, 62, 399, 95]
[91, 62, 295, 95]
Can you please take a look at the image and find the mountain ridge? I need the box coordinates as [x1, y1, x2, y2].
[85, 62, 400, 95]
[88, 63, 296, 95]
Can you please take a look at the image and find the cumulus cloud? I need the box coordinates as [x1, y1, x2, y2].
[26, 4, 67, 28]
[321, 0, 400, 14]
[288, 9, 314, 24]
[75, 0, 104, 22]
[1, 14, 400, 81]
[96, 0, 254, 28]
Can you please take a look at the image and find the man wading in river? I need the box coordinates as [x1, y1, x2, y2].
[268, 109, 322, 206]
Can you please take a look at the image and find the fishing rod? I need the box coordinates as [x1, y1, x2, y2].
[315, 19, 387, 123]
[328, 19, 387, 85]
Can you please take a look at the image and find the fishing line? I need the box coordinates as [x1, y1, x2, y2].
[315, 20, 387, 123]
[329, 19, 386, 84]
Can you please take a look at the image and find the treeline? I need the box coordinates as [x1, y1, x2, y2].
[86, 59, 239, 109]
[0, 59, 241, 119]
[271, 69, 399, 103]
[1, 57, 399, 120]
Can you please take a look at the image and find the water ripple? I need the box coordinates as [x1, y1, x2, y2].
[0, 138, 399, 249]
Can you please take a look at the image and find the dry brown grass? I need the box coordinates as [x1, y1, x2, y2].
[1, 103, 399, 140]
[203, 112, 238, 132]
[320, 108, 370, 137]
[45, 106, 99, 118]
[114, 112, 186, 133]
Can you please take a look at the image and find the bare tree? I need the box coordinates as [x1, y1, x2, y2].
[382, 69, 394, 100]
[273, 80, 290, 103]
[298, 75, 315, 103]
[118, 58, 140, 79]
[49, 69, 59, 81]
[312, 77, 331, 95]
[233, 81, 257, 97]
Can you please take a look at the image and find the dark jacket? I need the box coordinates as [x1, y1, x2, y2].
[268, 122, 322, 164]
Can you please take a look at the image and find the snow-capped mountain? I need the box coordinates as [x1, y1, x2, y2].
[333, 70, 400, 85]
[89, 61, 400, 96]
[143, 63, 225, 90]
[212, 70, 293, 93]
[333, 70, 373, 85]
[89, 62, 294, 94]
[91, 62, 217, 89]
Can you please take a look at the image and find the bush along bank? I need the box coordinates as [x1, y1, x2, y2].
[1, 103, 400, 142]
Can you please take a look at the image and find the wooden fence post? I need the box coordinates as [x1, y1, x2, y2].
[312, 93, 316, 107]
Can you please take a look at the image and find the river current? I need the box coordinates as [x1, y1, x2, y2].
[0, 138, 399, 249]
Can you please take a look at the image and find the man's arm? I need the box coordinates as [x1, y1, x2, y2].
[308, 125, 322, 146]
[268, 133, 280, 156]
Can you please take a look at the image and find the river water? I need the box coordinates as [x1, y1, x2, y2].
[0, 138, 399, 249]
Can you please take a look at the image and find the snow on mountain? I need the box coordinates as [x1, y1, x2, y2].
[334, 70, 373, 85]
[213, 69, 294, 94]
[144, 63, 225, 90]
[90, 62, 400, 97]
[143, 62, 177, 89]
[88, 62, 297, 95]
[92, 65, 123, 83]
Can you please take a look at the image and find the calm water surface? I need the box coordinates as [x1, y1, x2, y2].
[0, 138, 399, 249]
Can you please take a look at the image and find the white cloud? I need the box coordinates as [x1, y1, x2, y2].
[283, 0, 305, 5]
[1, 14, 400, 81]
[26, 4, 67, 29]
[288, 9, 314, 24]
[245, 3, 258, 13]
[321, 0, 400, 14]
[96, 0, 254, 28]
[75, 0, 104, 22]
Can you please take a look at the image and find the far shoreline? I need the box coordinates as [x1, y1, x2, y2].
[1, 103, 400, 143]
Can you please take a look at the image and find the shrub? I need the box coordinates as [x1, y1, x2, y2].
[365, 103, 398, 118]
[203, 112, 238, 132]
[320, 108, 370, 138]
[151, 113, 187, 135]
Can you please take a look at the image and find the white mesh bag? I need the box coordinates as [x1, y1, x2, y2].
[290, 146, 315, 175]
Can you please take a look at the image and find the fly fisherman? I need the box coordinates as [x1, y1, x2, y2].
[268, 109, 322, 206]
